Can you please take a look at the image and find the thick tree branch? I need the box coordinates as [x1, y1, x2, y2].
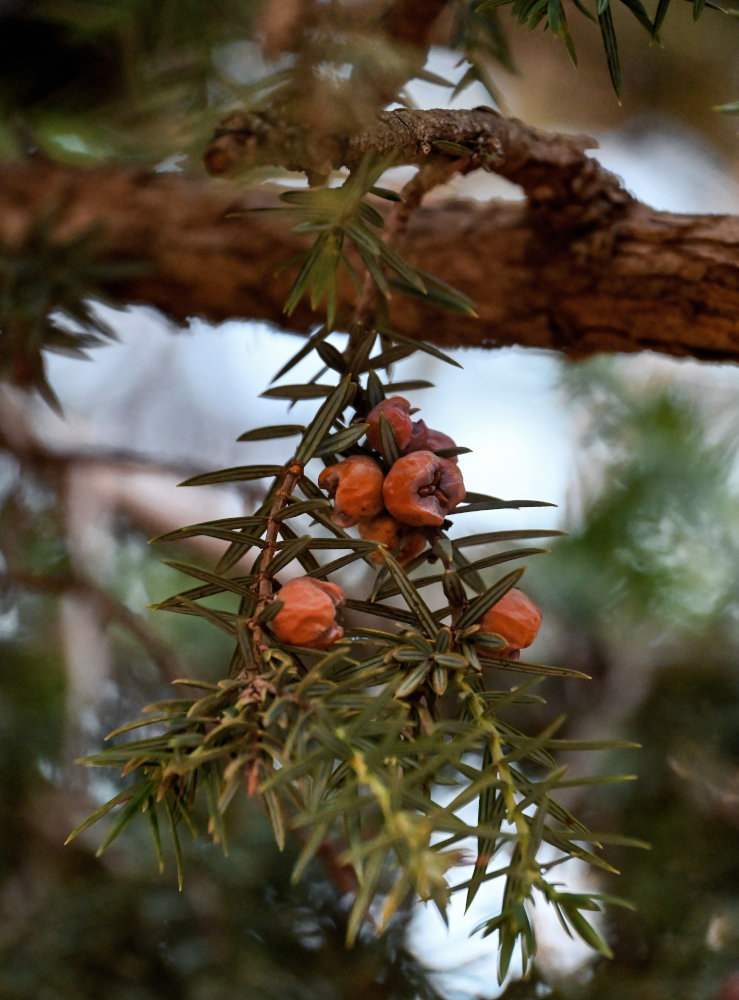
[1, 124, 738, 363]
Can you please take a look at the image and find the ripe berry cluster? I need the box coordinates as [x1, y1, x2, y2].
[271, 395, 541, 657]
[320, 395, 464, 561]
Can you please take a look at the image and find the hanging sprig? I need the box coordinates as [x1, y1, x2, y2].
[68, 144, 642, 981]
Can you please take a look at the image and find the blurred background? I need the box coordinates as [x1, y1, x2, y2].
[1, 2, 738, 998]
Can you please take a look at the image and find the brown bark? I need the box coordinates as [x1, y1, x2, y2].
[0, 150, 738, 364]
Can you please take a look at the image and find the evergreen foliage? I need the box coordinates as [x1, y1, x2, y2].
[64, 161, 640, 980]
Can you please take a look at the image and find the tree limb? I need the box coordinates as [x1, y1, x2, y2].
[1, 125, 738, 364]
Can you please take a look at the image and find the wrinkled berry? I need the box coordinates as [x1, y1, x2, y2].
[366, 396, 415, 452]
[383, 450, 465, 527]
[405, 419, 429, 452]
[271, 576, 345, 649]
[318, 455, 385, 527]
[357, 513, 427, 565]
[403, 423, 459, 464]
[478, 587, 541, 656]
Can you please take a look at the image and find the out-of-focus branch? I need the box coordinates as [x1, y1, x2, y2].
[2, 568, 183, 682]
[232, 1, 453, 182]
[1, 155, 737, 363]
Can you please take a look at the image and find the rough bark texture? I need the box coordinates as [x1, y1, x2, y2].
[1, 142, 738, 363]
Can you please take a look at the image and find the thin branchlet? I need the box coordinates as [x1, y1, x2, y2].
[245, 462, 304, 671]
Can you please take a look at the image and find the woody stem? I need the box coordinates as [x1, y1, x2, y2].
[241, 463, 303, 677]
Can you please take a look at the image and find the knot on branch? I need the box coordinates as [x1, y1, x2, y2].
[204, 109, 317, 178]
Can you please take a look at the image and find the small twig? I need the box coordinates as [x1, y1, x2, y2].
[351, 157, 468, 334]
[244, 463, 303, 674]
[389, 158, 467, 243]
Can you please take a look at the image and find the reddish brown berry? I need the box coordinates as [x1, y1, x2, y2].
[318, 455, 385, 527]
[366, 396, 414, 452]
[383, 450, 465, 527]
[403, 424, 459, 464]
[271, 576, 345, 649]
[478, 588, 541, 656]
[405, 419, 429, 452]
[357, 513, 427, 565]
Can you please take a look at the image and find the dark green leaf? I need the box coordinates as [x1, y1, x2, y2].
[65, 780, 152, 845]
[266, 537, 311, 576]
[434, 652, 468, 669]
[497, 918, 518, 982]
[454, 496, 557, 514]
[617, 0, 654, 33]
[393, 646, 431, 663]
[652, 0, 671, 33]
[375, 325, 464, 367]
[377, 412, 401, 465]
[370, 185, 403, 201]
[237, 424, 304, 442]
[365, 369, 385, 408]
[365, 344, 416, 372]
[269, 327, 330, 384]
[164, 797, 185, 891]
[380, 551, 439, 637]
[294, 375, 356, 464]
[388, 272, 478, 316]
[346, 849, 387, 946]
[396, 660, 432, 697]
[358, 201, 386, 228]
[261, 383, 337, 401]
[454, 529, 564, 548]
[313, 422, 369, 457]
[377, 239, 427, 293]
[553, 0, 577, 63]
[450, 64, 478, 101]
[383, 379, 434, 393]
[283, 233, 329, 317]
[262, 787, 286, 852]
[477, 655, 590, 678]
[346, 327, 377, 376]
[598, 3, 621, 96]
[343, 597, 419, 625]
[563, 908, 613, 958]
[255, 599, 284, 625]
[354, 247, 391, 299]
[160, 561, 255, 599]
[273, 498, 332, 521]
[456, 546, 550, 578]
[95, 782, 155, 856]
[179, 465, 284, 487]
[158, 594, 238, 637]
[315, 339, 348, 374]
[152, 519, 265, 546]
[456, 567, 525, 630]
[430, 664, 448, 696]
